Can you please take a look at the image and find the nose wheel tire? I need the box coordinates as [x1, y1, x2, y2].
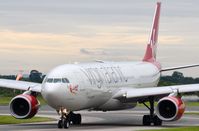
[58, 119, 63, 128]
[57, 111, 82, 129]
[58, 118, 70, 129]
[63, 118, 70, 129]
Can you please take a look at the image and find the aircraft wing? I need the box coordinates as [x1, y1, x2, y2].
[113, 84, 199, 101]
[0, 79, 42, 92]
[161, 64, 199, 72]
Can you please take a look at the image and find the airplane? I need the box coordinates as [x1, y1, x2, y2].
[0, 2, 199, 129]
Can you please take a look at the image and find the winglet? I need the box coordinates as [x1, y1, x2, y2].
[143, 2, 161, 62]
[16, 73, 23, 81]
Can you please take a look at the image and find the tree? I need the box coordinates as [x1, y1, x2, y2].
[172, 71, 184, 78]
[29, 70, 43, 83]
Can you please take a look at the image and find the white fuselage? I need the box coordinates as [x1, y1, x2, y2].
[41, 61, 160, 111]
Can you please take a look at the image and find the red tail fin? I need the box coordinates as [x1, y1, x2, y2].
[143, 2, 161, 62]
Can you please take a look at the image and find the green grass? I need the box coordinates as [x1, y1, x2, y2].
[137, 101, 199, 107]
[144, 126, 199, 131]
[0, 97, 12, 105]
[0, 115, 55, 125]
[185, 112, 199, 115]
[184, 102, 199, 106]
[0, 96, 46, 105]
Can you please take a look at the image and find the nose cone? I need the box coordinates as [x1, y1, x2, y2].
[41, 83, 66, 109]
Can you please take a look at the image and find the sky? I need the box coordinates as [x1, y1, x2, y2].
[0, 0, 199, 77]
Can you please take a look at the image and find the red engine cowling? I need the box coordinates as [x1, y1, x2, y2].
[9, 94, 40, 119]
[156, 96, 185, 121]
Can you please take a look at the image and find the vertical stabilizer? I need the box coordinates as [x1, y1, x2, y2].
[143, 2, 161, 62]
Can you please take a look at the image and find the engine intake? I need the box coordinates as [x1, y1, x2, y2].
[9, 94, 40, 119]
[156, 96, 185, 121]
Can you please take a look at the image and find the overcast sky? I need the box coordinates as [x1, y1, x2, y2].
[0, 0, 199, 77]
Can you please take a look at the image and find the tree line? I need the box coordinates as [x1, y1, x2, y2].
[0, 70, 45, 96]
[158, 71, 199, 86]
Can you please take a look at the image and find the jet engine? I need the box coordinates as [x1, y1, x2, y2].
[156, 96, 185, 121]
[9, 94, 40, 119]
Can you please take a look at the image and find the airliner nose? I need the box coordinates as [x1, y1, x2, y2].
[42, 84, 53, 97]
[41, 83, 64, 108]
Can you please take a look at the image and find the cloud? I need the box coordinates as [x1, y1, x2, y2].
[0, 29, 186, 76]
[80, 48, 93, 55]
[0, 28, 183, 49]
[80, 48, 107, 56]
[0, 29, 149, 74]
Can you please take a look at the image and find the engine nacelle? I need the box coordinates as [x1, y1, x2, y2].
[9, 94, 40, 119]
[156, 96, 185, 121]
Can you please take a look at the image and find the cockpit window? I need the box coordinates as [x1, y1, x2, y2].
[47, 78, 53, 83]
[62, 78, 69, 83]
[46, 78, 69, 83]
[53, 78, 61, 83]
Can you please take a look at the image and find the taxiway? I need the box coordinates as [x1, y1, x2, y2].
[0, 106, 199, 131]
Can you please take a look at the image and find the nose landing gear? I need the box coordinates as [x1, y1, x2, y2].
[57, 107, 82, 129]
[58, 116, 70, 129]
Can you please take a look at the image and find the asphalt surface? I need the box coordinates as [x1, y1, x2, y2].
[0, 105, 199, 131]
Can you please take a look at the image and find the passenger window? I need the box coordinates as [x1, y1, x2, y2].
[54, 78, 61, 83]
[47, 78, 53, 83]
[62, 78, 69, 83]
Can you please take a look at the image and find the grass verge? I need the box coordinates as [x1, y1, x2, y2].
[137, 101, 199, 107]
[185, 112, 199, 115]
[144, 126, 199, 131]
[0, 115, 55, 125]
[0, 97, 12, 105]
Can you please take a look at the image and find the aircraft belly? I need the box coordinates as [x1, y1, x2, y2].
[96, 98, 137, 111]
[47, 87, 111, 111]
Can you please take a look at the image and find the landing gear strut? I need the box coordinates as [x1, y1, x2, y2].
[142, 96, 162, 126]
[57, 108, 82, 129]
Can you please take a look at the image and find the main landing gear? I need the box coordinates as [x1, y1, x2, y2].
[57, 108, 81, 129]
[142, 96, 162, 126]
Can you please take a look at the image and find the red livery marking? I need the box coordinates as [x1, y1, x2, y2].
[142, 2, 162, 71]
[68, 84, 79, 94]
